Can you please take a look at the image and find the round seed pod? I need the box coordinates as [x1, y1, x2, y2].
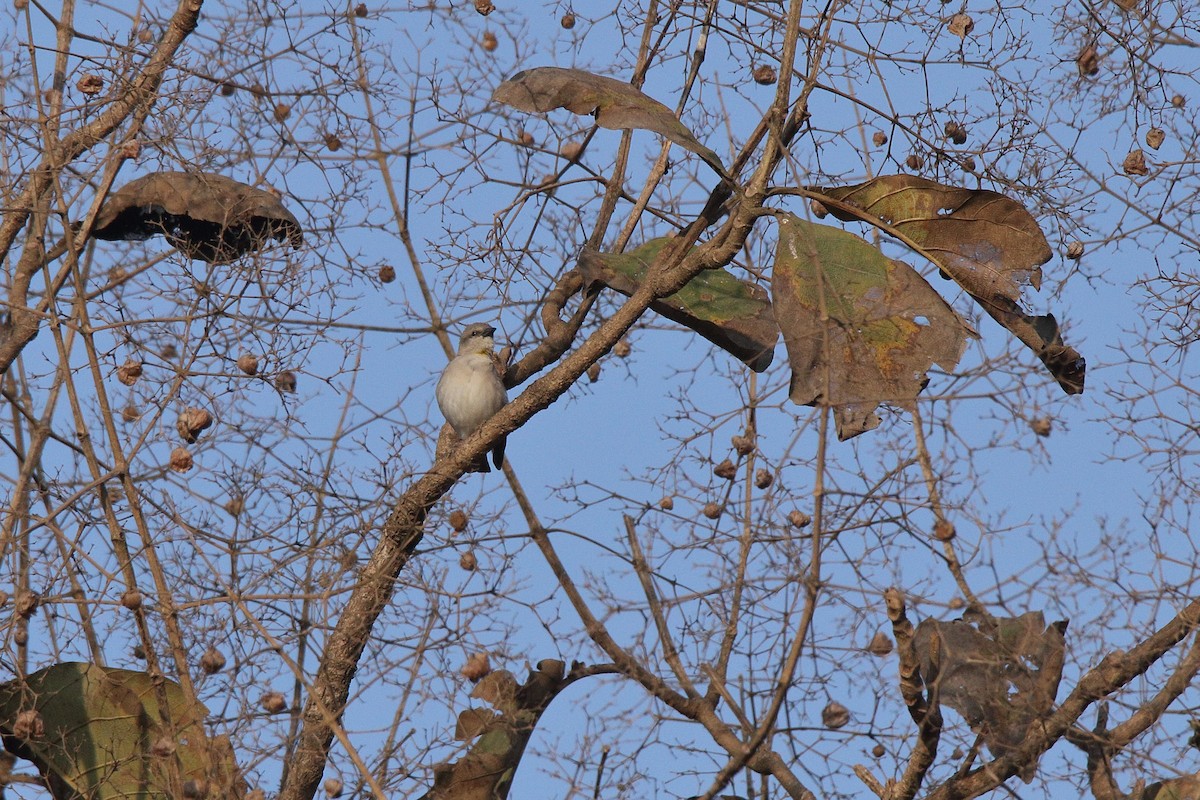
[76, 74, 104, 95]
[200, 646, 227, 674]
[117, 360, 143, 386]
[1077, 45, 1100, 77]
[275, 371, 298, 392]
[1122, 149, 1149, 176]
[237, 354, 260, 375]
[15, 591, 39, 619]
[176, 407, 214, 444]
[822, 701, 850, 729]
[560, 140, 584, 161]
[261, 692, 288, 714]
[461, 651, 491, 682]
[169, 447, 194, 473]
[867, 631, 894, 656]
[944, 120, 967, 144]
[13, 710, 43, 740]
[947, 12, 973, 37]
[752, 65, 777, 85]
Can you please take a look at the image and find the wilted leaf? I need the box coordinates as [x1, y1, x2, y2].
[92, 172, 303, 264]
[430, 661, 572, 800]
[812, 175, 1085, 394]
[0, 662, 244, 799]
[455, 708, 497, 741]
[772, 214, 973, 440]
[492, 66, 727, 178]
[579, 238, 777, 372]
[913, 612, 1067, 782]
[1142, 776, 1200, 800]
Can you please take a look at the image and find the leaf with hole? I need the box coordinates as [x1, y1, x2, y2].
[772, 213, 973, 439]
[812, 175, 1085, 394]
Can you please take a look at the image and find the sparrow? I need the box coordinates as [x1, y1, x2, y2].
[436, 323, 508, 471]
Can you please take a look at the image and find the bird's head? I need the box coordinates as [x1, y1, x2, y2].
[457, 323, 497, 355]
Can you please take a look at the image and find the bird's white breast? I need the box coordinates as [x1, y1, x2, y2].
[436, 353, 507, 437]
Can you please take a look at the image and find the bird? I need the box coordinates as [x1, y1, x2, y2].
[436, 323, 508, 471]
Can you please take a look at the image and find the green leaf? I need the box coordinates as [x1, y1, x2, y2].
[772, 214, 973, 440]
[0, 662, 242, 800]
[578, 238, 777, 372]
[812, 175, 1084, 394]
[492, 67, 728, 178]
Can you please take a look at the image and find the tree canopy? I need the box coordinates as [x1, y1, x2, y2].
[1, 1, 1199, 799]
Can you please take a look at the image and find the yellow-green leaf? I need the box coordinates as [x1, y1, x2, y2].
[578, 238, 777, 372]
[0, 662, 242, 800]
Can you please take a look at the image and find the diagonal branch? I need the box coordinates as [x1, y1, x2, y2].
[0, 0, 205, 374]
[928, 598, 1200, 800]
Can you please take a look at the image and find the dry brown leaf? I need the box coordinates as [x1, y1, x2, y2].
[92, 171, 303, 264]
[492, 66, 727, 178]
[914, 612, 1067, 782]
[812, 175, 1085, 395]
